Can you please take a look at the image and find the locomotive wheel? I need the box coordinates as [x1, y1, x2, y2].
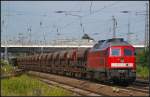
[75, 72, 82, 78]
[52, 70, 55, 74]
[63, 71, 66, 75]
[81, 73, 86, 79]
[75, 72, 78, 78]
[91, 72, 94, 80]
[86, 73, 91, 80]
[98, 72, 107, 81]
[78, 73, 82, 79]
[48, 69, 52, 73]
[65, 71, 68, 76]
[72, 72, 75, 77]
[69, 72, 72, 76]
[60, 71, 63, 75]
[80, 73, 84, 79]
[70, 72, 73, 77]
[66, 71, 69, 76]
[88, 72, 94, 81]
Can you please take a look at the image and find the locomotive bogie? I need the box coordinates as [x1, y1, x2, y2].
[106, 69, 136, 83]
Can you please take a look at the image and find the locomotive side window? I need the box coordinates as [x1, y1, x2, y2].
[124, 49, 132, 56]
[111, 48, 120, 56]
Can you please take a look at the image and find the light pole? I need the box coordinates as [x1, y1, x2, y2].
[40, 21, 46, 45]
[55, 10, 85, 35]
[112, 16, 117, 38]
[27, 25, 32, 45]
[120, 10, 132, 43]
[55, 10, 87, 49]
[2, 18, 8, 61]
[134, 3, 149, 51]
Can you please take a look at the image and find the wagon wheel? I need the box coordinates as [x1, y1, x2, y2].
[78, 72, 82, 78]
[81, 72, 87, 79]
[88, 71, 94, 81]
[72, 72, 75, 77]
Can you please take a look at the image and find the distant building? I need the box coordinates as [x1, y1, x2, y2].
[81, 33, 94, 43]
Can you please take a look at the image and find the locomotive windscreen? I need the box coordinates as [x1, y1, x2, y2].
[111, 48, 121, 56]
[124, 48, 133, 56]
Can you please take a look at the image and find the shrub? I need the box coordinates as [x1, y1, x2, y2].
[136, 64, 149, 79]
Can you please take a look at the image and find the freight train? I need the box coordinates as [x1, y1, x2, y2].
[16, 38, 136, 84]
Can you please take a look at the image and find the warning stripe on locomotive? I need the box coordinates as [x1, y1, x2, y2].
[111, 63, 133, 67]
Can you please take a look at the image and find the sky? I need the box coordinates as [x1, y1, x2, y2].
[1, 1, 149, 44]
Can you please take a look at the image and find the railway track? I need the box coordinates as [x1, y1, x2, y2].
[126, 80, 149, 93]
[104, 79, 149, 94]
[134, 79, 150, 86]
[1, 69, 25, 79]
[125, 85, 149, 93]
[89, 77, 149, 94]
[27, 71, 149, 96]
[38, 78, 101, 96]
[99, 79, 149, 94]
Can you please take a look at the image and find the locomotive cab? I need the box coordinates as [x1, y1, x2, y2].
[106, 39, 136, 83]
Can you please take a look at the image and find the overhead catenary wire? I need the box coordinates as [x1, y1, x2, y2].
[2, 1, 146, 45]
[60, 18, 113, 36]
[2, 1, 121, 37]
[82, 1, 121, 18]
[58, 1, 121, 31]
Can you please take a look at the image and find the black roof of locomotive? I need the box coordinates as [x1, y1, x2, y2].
[93, 38, 132, 50]
[104, 38, 131, 46]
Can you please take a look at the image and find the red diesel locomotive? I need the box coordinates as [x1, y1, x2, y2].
[87, 38, 136, 83]
[16, 38, 136, 83]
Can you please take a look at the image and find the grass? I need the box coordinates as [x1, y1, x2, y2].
[1, 74, 73, 96]
[1, 60, 16, 75]
[136, 64, 149, 79]
[1, 64, 15, 74]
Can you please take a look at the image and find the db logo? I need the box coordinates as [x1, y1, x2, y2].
[120, 58, 124, 63]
